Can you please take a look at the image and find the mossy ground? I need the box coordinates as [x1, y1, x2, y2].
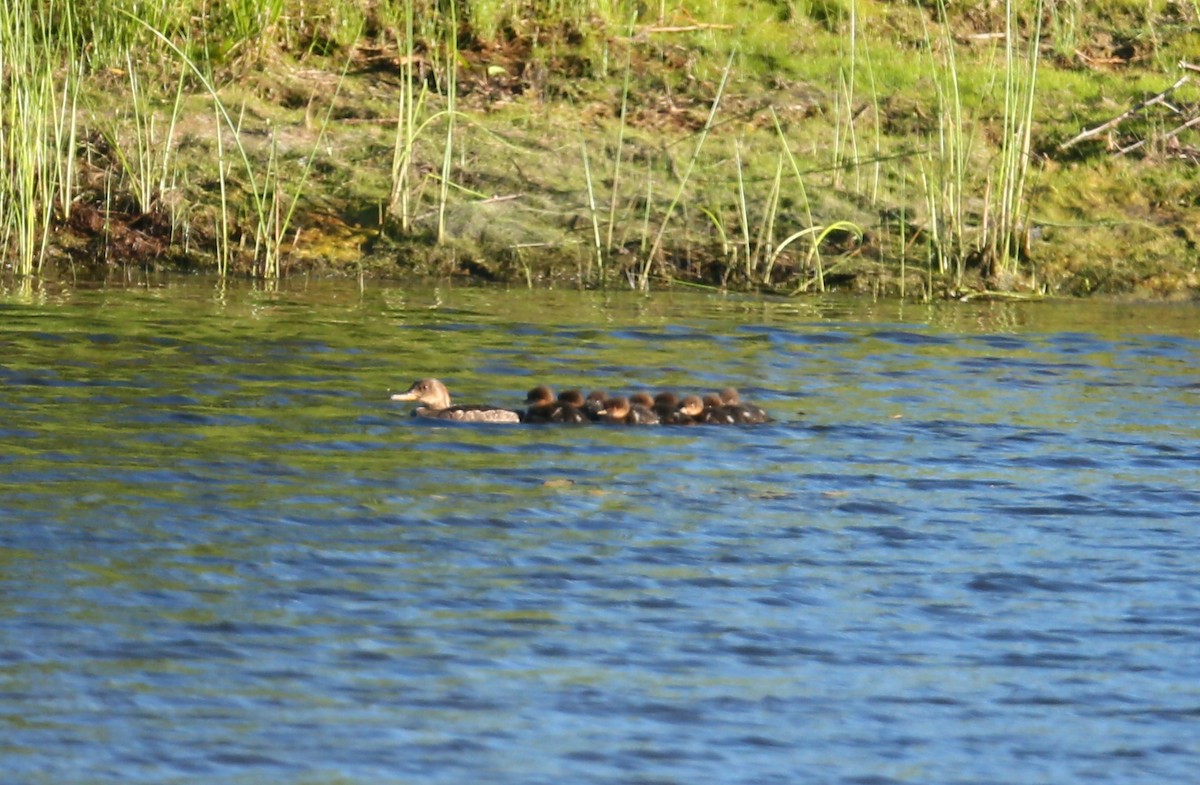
[38, 1, 1200, 298]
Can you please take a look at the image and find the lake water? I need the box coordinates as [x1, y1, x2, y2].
[2, 279, 1198, 784]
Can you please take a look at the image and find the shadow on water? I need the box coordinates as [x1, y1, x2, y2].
[2, 278, 1199, 784]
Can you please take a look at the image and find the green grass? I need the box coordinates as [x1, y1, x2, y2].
[1, 0, 1198, 296]
[1, 0, 81, 279]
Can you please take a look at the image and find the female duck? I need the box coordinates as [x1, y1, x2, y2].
[390, 378, 521, 423]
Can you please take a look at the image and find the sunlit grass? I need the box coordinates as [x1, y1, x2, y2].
[1, 0, 1195, 293]
[0, 0, 80, 277]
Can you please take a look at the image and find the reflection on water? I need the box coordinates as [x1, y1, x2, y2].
[2, 279, 1199, 784]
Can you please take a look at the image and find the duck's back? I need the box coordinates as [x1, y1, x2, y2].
[418, 405, 521, 423]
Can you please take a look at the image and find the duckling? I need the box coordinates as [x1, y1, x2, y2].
[597, 396, 660, 425]
[555, 389, 590, 424]
[652, 391, 679, 420]
[523, 385, 560, 423]
[718, 387, 771, 424]
[701, 393, 737, 424]
[671, 394, 706, 425]
[630, 391, 656, 411]
[523, 385, 591, 424]
[584, 390, 608, 422]
[390, 378, 521, 423]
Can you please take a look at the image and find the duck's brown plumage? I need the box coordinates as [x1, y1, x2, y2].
[584, 390, 608, 422]
[523, 385, 559, 423]
[630, 391, 656, 410]
[695, 393, 734, 424]
[390, 378, 521, 423]
[717, 387, 771, 424]
[524, 385, 588, 424]
[670, 394, 706, 425]
[598, 396, 660, 425]
[652, 391, 679, 420]
[555, 390, 590, 424]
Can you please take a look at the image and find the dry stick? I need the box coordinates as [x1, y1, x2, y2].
[631, 24, 734, 38]
[1117, 114, 1200, 156]
[1058, 74, 1189, 151]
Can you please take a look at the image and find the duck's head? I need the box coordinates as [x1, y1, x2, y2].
[391, 378, 452, 409]
[719, 387, 741, 405]
[585, 390, 607, 411]
[525, 385, 555, 406]
[702, 393, 724, 409]
[654, 391, 678, 408]
[598, 396, 631, 420]
[558, 389, 586, 408]
[678, 395, 705, 417]
[630, 391, 655, 409]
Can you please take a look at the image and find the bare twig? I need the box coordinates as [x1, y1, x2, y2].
[631, 23, 734, 39]
[1058, 74, 1189, 151]
[1117, 114, 1200, 156]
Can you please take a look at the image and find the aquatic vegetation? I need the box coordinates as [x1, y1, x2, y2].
[0, 0, 80, 278]
[1, 0, 1198, 296]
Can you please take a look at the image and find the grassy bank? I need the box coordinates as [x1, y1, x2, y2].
[2, 0, 1199, 298]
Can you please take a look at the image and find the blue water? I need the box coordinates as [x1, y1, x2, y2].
[2, 281, 1198, 784]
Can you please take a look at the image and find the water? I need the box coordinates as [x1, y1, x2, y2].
[2, 280, 1198, 784]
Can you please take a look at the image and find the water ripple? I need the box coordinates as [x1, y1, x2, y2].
[1, 286, 1198, 785]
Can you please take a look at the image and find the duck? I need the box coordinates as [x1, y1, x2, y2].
[672, 394, 708, 425]
[523, 385, 559, 423]
[718, 387, 771, 424]
[630, 391, 656, 411]
[700, 393, 737, 424]
[524, 385, 589, 424]
[390, 378, 522, 423]
[556, 389, 591, 424]
[597, 395, 660, 425]
[652, 391, 679, 420]
[584, 390, 608, 422]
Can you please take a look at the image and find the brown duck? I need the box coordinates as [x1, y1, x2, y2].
[718, 387, 771, 424]
[524, 385, 588, 424]
[390, 378, 521, 423]
[597, 395, 660, 425]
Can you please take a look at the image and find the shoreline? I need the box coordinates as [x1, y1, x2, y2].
[6, 2, 1200, 300]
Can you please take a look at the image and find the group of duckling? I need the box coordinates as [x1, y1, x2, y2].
[390, 378, 771, 425]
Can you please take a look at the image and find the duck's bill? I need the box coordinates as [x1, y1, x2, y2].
[390, 391, 418, 401]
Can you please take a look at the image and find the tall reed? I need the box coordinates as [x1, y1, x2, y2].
[984, 0, 1042, 279]
[126, 10, 354, 278]
[638, 51, 736, 290]
[0, 0, 80, 277]
[772, 109, 826, 291]
[918, 0, 972, 285]
[916, 0, 1042, 285]
[601, 16, 637, 283]
[388, 0, 426, 234]
[436, 3, 458, 246]
[102, 52, 186, 217]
